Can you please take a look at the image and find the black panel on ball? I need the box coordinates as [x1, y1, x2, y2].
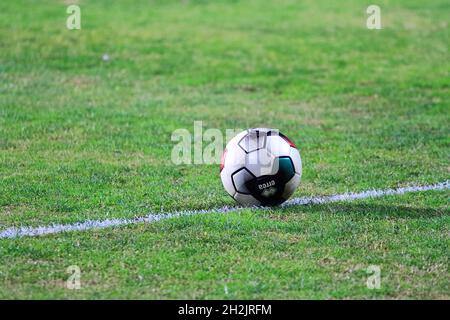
[245, 156, 295, 206]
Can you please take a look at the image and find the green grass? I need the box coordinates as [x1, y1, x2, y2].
[0, 0, 449, 299]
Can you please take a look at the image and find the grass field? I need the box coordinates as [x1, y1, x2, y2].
[0, 0, 449, 299]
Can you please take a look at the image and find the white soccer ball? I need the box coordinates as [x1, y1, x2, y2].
[220, 128, 302, 206]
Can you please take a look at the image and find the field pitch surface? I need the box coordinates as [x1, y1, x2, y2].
[0, 0, 449, 299]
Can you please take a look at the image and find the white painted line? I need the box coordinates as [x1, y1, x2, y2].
[0, 180, 448, 239]
[283, 180, 450, 206]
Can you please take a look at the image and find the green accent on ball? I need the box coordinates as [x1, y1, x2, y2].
[278, 157, 295, 181]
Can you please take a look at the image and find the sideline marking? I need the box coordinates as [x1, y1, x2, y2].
[1, 181, 448, 239]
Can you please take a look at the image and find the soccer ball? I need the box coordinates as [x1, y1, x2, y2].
[220, 128, 302, 206]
